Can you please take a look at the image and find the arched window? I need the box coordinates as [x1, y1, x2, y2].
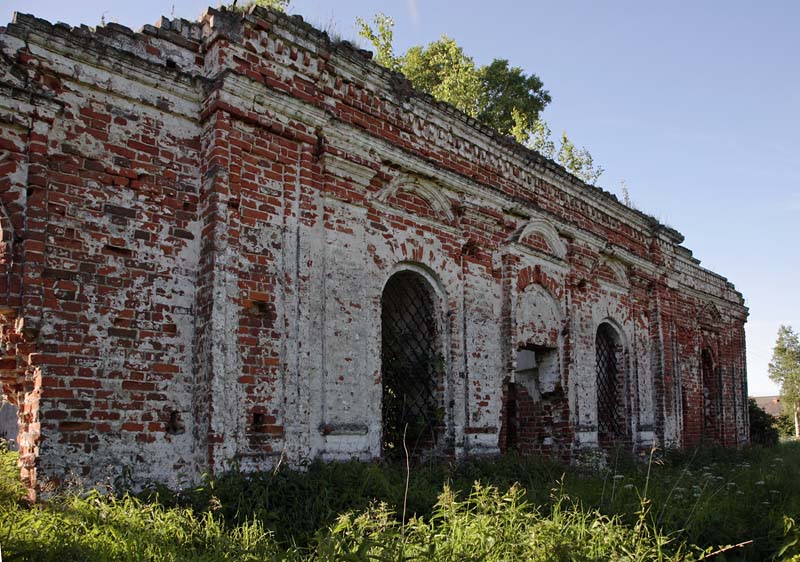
[701, 348, 720, 442]
[381, 270, 443, 459]
[596, 322, 627, 447]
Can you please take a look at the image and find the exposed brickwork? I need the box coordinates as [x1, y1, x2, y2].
[0, 6, 748, 494]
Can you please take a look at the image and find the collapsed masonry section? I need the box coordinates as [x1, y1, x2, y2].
[0, 5, 748, 495]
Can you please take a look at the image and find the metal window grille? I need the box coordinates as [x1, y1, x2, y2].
[701, 350, 718, 439]
[381, 271, 441, 457]
[596, 326, 623, 440]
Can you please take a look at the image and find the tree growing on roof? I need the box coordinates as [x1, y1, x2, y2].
[357, 14, 548, 130]
[228, 0, 290, 14]
[356, 13, 604, 185]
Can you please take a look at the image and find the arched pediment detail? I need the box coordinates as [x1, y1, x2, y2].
[597, 258, 629, 289]
[518, 219, 567, 259]
[699, 302, 723, 326]
[376, 173, 455, 223]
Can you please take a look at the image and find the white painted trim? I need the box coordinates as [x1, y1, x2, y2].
[518, 218, 567, 259]
[376, 173, 456, 224]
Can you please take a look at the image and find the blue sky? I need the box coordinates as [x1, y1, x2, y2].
[2, 1, 797, 396]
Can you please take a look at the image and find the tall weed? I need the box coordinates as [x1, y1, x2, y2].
[315, 483, 690, 561]
[2, 442, 800, 560]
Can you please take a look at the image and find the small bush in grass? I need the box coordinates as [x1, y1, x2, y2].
[749, 398, 780, 446]
[776, 412, 797, 439]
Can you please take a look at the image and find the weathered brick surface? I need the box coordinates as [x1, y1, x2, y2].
[0, 6, 748, 493]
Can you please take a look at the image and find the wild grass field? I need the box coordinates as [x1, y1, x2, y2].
[1, 442, 799, 561]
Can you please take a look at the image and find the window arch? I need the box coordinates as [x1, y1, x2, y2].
[380, 269, 444, 459]
[595, 322, 628, 447]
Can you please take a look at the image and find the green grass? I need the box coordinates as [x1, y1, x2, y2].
[0, 448, 279, 561]
[2, 443, 800, 560]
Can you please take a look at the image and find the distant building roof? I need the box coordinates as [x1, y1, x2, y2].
[752, 395, 782, 417]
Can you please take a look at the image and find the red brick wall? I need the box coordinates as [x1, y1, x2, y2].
[0, 6, 749, 493]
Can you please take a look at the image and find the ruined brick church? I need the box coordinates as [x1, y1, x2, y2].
[0, 6, 748, 494]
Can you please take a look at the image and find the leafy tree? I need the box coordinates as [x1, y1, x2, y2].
[356, 14, 550, 135]
[355, 13, 401, 72]
[402, 36, 483, 118]
[477, 59, 550, 137]
[528, 117, 556, 158]
[229, 0, 289, 14]
[357, 14, 604, 185]
[556, 131, 604, 185]
[516, 116, 604, 184]
[775, 411, 796, 438]
[768, 325, 800, 438]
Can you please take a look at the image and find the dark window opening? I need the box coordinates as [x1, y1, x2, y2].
[381, 270, 442, 460]
[596, 323, 627, 447]
[701, 348, 721, 442]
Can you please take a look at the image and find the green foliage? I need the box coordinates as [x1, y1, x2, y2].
[748, 398, 780, 446]
[556, 130, 605, 184]
[357, 15, 550, 137]
[319, 483, 686, 561]
[518, 119, 605, 184]
[769, 325, 800, 437]
[477, 59, 551, 137]
[355, 13, 400, 72]
[779, 515, 800, 560]
[0, 469, 282, 560]
[401, 35, 484, 118]
[356, 13, 608, 185]
[159, 459, 447, 546]
[228, 0, 290, 14]
[5, 444, 800, 560]
[0, 446, 25, 505]
[776, 412, 797, 438]
[529, 116, 556, 158]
